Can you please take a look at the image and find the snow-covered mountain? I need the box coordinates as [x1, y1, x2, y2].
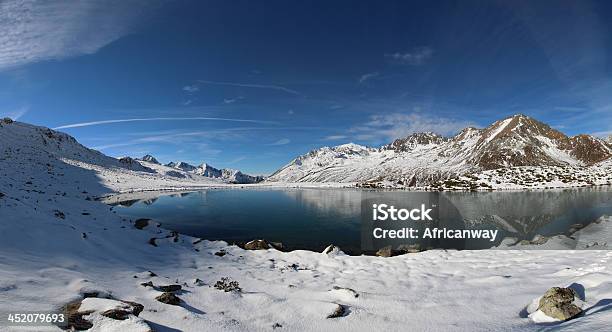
[267, 114, 612, 188]
[194, 163, 264, 184]
[166, 161, 198, 172]
[139, 154, 160, 164]
[160, 160, 264, 184]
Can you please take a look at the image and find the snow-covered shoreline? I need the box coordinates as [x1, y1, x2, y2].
[2, 120, 612, 331]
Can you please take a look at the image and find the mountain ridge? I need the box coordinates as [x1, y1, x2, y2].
[267, 114, 612, 188]
[159, 159, 263, 184]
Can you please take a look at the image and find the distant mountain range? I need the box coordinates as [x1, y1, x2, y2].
[136, 157, 264, 184]
[2, 115, 610, 190]
[267, 114, 612, 189]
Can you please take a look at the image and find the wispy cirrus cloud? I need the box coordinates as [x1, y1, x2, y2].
[182, 85, 199, 93]
[0, 105, 29, 120]
[53, 117, 278, 130]
[350, 113, 474, 142]
[0, 0, 155, 71]
[268, 138, 291, 146]
[322, 135, 347, 141]
[196, 80, 300, 95]
[385, 46, 433, 66]
[358, 72, 379, 83]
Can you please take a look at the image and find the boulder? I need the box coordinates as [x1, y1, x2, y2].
[155, 292, 181, 305]
[397, 243, 422, 254]
[322, 244, 343, 255]
[134, 218, 150, 230]
[63, 298, 145, 330]
[375, 245, 394, 257]
[158, 284, 182, 292]
[101, 300, 144, 320]
[244, 239, 270, 250]
[538, 287, 583, 321]
[326, 304, 348, 318]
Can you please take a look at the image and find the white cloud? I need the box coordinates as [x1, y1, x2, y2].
[197, 80, 300, 95]
[183, 85, 200, 93]
[358, 72, 379, 83]
[385, 47, 433, 66]
[0, 106, 29, 120]
[0, 0, 153, 71]
[53, 117, 277, 130]
[227, 156, 247, 164]
[351, 113, 474, 142]
[268, 138, 290, 146]
[323, 135, 347, 141]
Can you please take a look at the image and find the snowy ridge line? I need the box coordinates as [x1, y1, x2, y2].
[268, 114, 612, 190]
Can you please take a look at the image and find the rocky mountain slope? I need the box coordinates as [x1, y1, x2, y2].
[267, 114, 612, 189]
[163, 160, 264, 184]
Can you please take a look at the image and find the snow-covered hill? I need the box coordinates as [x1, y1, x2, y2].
[267, 115, 612, 189]
[0, 120, 232, 195]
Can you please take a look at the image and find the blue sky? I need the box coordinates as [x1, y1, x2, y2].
[2, 0, 612, 174]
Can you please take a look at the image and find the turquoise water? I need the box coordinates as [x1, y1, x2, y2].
[110, 187, 612, 254]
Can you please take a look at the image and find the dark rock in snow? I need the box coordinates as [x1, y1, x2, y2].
[101, 301, 144, 320]
[134, 218, 150, 230]
[214, 277, 241, 292]
[158, 284, 182, 292]
[538, 287, 583, 321]
[64, 301, 94, 330]
[53, 210, 66, 219]
[322, 244, 343, 255]
[375, 246, 394, 257]
[155, 292, 181, 305]
[244, 239, 271, 250]
[326, 304, 349, 318]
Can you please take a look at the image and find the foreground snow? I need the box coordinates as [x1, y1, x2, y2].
[2, 120, 612, 331]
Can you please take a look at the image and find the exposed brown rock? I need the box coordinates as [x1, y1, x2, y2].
[538, 287, 583, 321]
[155, 292, 181, 305]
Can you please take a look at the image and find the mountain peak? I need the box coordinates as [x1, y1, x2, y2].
[267, 114, 612, 185]
[385, 132, 446, 152]
[165, 161, 197, 171]
[140, 154, 160, 164]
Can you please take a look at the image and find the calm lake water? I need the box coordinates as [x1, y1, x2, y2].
[108, 187, 612, 254]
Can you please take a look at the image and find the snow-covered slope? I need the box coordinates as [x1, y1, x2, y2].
[194, 163, 264, 184]
[268, 115, 612, 189]
[0, 120, 229, 194]
[160, 160, 264, 184]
